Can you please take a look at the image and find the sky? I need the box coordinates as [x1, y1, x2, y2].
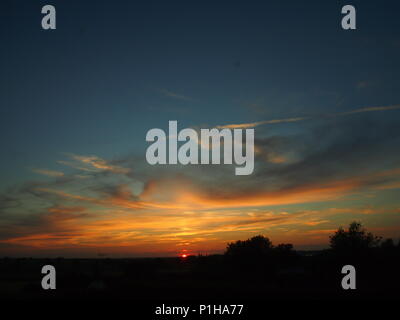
[1, 0, 400, 257]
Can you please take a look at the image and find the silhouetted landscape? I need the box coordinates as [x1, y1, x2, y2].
[1, 222, 399, 301]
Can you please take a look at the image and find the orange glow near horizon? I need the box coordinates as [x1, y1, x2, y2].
[1, 163, 400, 257]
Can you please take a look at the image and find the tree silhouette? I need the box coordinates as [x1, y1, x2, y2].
[225, 235, 273, 257]
[329, 221, 381, 253]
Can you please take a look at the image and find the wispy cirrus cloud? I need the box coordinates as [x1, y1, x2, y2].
[216, 104, 400, 129]
[336, 105, 400, 116]
[32, 169, 64, 177]
[356, 81, 373, 89]
[160, 89, 194, 101]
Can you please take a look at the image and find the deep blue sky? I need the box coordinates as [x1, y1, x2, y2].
[2, 1, 400, 190]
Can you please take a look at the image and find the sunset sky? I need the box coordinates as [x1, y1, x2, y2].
[1, 0, 400, 257]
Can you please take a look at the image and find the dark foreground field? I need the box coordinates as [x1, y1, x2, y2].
[1, 249, 399, 301]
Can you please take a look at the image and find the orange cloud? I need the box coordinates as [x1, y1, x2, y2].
[32, 169, 64, 177]
[68, 154, 130, 174]
[216, 117, 307, 129]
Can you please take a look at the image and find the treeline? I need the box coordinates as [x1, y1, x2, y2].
[224, 221, 400, 259]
